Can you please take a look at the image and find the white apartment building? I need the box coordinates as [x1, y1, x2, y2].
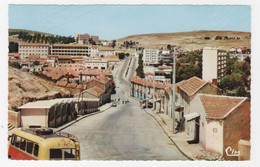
[89, 46, 99, 57]
[84, 58, 108, 70]
[98, 48, 116, 57]
[50, 44, 90, 56]
[159, 50, 173, 64]
[143, 49, 160, 65]
[18, 43, 49, 59]
[202, 47, 227, 84]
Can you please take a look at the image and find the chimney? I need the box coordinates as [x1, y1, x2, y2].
[212, 78, 217, 86]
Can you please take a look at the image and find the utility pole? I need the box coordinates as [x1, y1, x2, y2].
[172, 47, 176, 134]
[153, 73, 155, 113]
[146, 78, 148, 109]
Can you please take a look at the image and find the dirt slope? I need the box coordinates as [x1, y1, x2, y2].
[8, 67, 70, 110]
[116, 31, 251, 51]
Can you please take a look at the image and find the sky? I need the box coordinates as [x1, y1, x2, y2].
[9, 5, 251, 40]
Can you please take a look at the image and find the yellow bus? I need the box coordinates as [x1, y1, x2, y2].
[8, 127, 80, 160]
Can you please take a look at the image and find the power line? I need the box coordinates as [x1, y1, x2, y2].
[24, 6, 70, 30]
[44, 6, 97, 35]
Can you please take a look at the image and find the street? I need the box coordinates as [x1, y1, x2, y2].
[63, 56, 188, 160]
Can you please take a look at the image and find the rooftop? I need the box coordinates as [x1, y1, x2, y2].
[178, 76, 208, 96]
[86, 86, 105, 97]
[198, 94, 248, 120]
[20, 43, 49, 47]
[18, 100, 57, 109]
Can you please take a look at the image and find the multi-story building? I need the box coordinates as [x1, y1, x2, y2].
[57, 63, 84, 72]
[74, 33, 90, 44]
[84, 58, 108, 70]
[90, 35, 99, 43]
[202, 47, 227, 84]
[18, 43, 50, 59]
[50, 44, 90, 56]
[98, 48, 116, 57]
[89, 45, 99, 57]
[159, 50, 173, 64]
[143, 49, 160, 65]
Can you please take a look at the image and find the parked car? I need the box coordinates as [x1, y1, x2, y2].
[111, 101, 117, 107]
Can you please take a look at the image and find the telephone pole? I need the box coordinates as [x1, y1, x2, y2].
[172, 47, 176, 134]
[153, 73, 155, 113]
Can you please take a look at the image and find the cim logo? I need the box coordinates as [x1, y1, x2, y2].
[225, 146, 240, 156]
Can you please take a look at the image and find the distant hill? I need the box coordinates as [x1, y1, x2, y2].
[9, 28, 55, 36]
[116, 31, 251, 51]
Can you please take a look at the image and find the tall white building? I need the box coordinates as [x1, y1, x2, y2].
[202, 47, 227, 84]
[143, 49, 160, 65]
[18, 43, 50, 59]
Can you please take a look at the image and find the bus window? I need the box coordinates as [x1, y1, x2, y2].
[33, 144, 39, 157]
[10, 135, 16, 146]
[50, 149, 62, 160]
[26, 140, 34, 154]
[64, 148, 75, 159]
[14, 136, 21, 148]
[20, 138, 26, 151]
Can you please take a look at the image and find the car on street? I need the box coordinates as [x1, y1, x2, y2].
[111, 101, 117, 107]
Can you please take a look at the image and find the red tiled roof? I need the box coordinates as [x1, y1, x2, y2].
[86, 86, 105, 97]
[104, 55, 119, 62]
[66, 83, 78, 88]
[95, 75, 111, 85]
[199, 94, 248, 120]
[48, 55, 59, 57]
[8, 53, 20, 57]
[76, 84, 87, 89]
[43, 67, 56, 71]
[57, 80, 68, 87]
[158, 66, 172, 70]
[130, 76, 165, 89]
[28, 55, 40, 59]
[58, 55, 72, 59]
[53, 44, 89, 48]
[99, 47, 115, 51]
[178, 76, 208, 96]
[20, 43, 49, 47]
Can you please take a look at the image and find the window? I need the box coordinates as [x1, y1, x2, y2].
[50, 149, 62, 160]
[213, 128, 218, 133]
[33, 144, 39, 157]
[26, 140, 34, 154]
[20, 138, 26, 151]
[11, 135, 16, 146]
[64, 149, 75, 159]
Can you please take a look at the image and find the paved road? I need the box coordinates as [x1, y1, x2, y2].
[63, 56, 188, 160]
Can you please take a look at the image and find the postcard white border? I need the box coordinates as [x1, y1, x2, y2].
[1, 0, 259, 167]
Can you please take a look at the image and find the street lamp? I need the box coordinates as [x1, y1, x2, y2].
[172, 47, 176, 134]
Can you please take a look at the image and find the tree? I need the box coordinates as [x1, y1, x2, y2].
[167, 44, 171, 50]
[33, 61, 40, 66]
[112, 40, 116, 48]
[118, 53, 126, 59]
[235, 86, 247, 97]
[9, 62, 21, 69]
[9, 42, 18, 53]
[136, 53, 145, 78]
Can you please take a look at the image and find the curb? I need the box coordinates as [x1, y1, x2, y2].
[55, 105, 112, 132]
[143, 109, 194, 160]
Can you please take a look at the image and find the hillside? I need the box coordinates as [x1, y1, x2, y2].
[9, 28, 55, 36]
[116, 31, 251, 51]
[8, 67, 71, 110]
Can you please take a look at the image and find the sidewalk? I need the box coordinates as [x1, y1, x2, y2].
[8, 102, 113, 138]
[145, 108, 224, 161]
[56, 102, 112, 132]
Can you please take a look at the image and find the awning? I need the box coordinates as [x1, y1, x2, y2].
[184, 112, 200, 121]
